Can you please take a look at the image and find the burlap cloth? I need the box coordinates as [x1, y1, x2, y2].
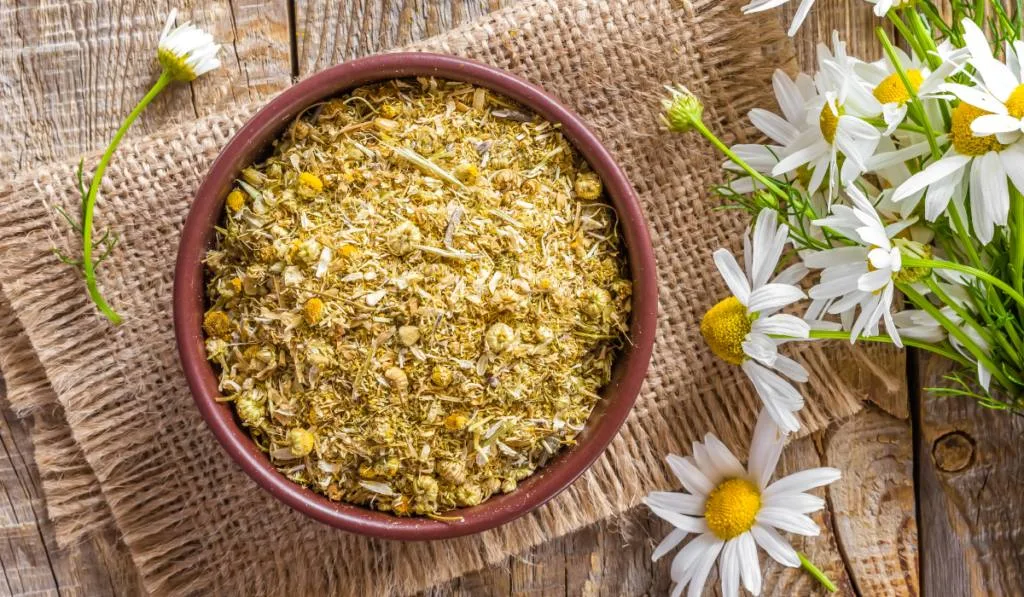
[0, 0, 898, 594]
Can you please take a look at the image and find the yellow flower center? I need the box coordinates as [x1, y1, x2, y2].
[819, 102, 844, 144]
[700, 296, 751, 366]
[1006, 84, 1024, 118]
[157, 48, 198, 82]
[872, 69, 923, 105]
[951, 102, 1005, 156]
[705, 478, 762, 540]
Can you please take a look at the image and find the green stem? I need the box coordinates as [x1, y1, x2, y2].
[80, 70, 173, 324]
[948, 204, 983, 269]
[901, 283, 1014, 390]
[1013, 187, 1024, 302]
[798, 552, 837, 593]
[887, 12, 926, 61]
[691, 120, 788, 200]
[904, 8, 942, 69]
[925, 277, 1019, 364]
[876, 27, 942, 160]
[806, 330, 972, 367]
[902, 256, 1024, 309]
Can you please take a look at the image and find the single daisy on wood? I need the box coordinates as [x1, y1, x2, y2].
[644, 409, 840, 596]
[56, 9, 221, 324]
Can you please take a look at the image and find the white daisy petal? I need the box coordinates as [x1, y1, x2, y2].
[648, 505, 709, 534]
[772, 354, 810, 382]
[672, 532, 719, 583]
[973, 57, 1019, 100]
[720, 539, 741, 597]
[980, 150, 1010, 227]
[942, 83, 1008, 114]
[764, 491, 826, 513]
[750, 108, 800, 145]
[747, 409, 786, 488]
[742, 361, 803, 433]
[703, 433, 747, 479]
[857, 268, 892, 293]
[773, 69, 807, 124]
[999, 144, 1024, 194]
[764, 467, 842, 498]
[971, 113, 1023, 135]
[667, 454, 715, 497]
[687, 538, 725, 597]
[756, 506, 821, 536]
[645, 491, 706, 516]
[750, 524, 801, 567]
[752, 314, 811, 339]
[891, 154, 971, 203]
[743, 334, 779, 367]
[747, 284, 806, 312]
[737, 532, 763, 595]
[786, 0, 817, 36]
[653, 528, 688, 562]
[713, 249, 752, 304]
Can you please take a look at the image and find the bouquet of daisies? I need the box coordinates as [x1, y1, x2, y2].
[666, 0, 1024, 427]
[644, 3, 1024, 595]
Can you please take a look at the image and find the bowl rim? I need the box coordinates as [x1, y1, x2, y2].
[173, 52, 658, 541]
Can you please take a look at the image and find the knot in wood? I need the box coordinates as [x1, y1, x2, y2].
[932, 431, 975, 473]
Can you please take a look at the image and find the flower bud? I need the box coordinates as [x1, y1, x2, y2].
[661, 85, 704, 133]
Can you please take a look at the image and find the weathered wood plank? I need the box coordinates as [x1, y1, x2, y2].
[447, 410, 915, 597]
[0, 389, 142, 597]
[0, 0, 292, 171]
[917, 355, 1024, 597]
[294, 0, 513, 76]
[826, 407, 918, 596]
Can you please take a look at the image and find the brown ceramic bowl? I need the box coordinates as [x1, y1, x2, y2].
[173, 53, 658, 540]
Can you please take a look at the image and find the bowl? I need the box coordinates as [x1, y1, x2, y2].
[173, 52, 658, 540]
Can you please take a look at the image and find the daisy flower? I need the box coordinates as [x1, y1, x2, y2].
[727, 70, 818, 193]
[644, 409, 841, 597]
[771, 33, 882, 198]
[804, 186, 912, 347]
[887, 100, 1024, 244]
[701, 209, 811, 433]
[157, 9, 222, 82]
[944, 19, 1024, 143]
[887, 20, 1024, 244]
[854, 43, 964, 133]
[741, 0, 817, 37]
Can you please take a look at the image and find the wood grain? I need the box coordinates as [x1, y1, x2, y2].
[0, 395, 139, 597]
[294, 0, 511, 75]
[0, 0, 292, 172]
[917, 355, 1024, 597]
[445, 408, 917, 596]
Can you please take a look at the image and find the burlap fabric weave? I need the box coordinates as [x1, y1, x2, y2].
[0, 0, 896, 594]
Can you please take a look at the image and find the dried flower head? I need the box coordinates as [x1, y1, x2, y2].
[157, 9, 221, 82]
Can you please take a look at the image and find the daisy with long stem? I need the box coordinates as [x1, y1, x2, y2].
[62, 9, 221, 324]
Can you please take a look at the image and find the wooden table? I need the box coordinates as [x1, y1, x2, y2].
[1, 1, 1021, 595]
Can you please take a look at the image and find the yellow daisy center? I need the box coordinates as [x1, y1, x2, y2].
[872, 69, 923, 105]
[951, 102, 1004, 156]
[157, 48, 198, 82]
[1006, 84, 1024, 118]
[819, 103, 844, 144]
[700, 296, 751, 366]
[705, 478, 762, 540]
